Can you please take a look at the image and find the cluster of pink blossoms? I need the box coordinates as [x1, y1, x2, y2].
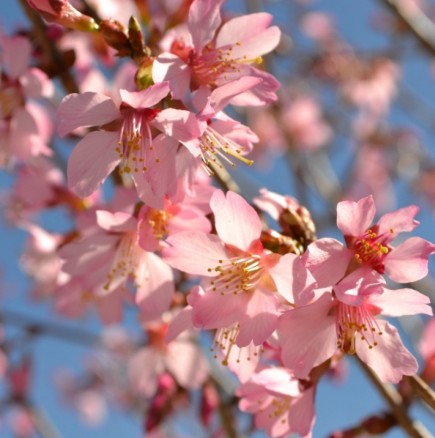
[0, 0, 434, 436]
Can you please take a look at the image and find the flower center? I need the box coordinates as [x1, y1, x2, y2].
[191, 42, 263, 88]
[104, 234, 145, 291]
[199, 125, 253, 175]
[116, 107, 159, 175]
[207, 254, 263, 295]
[147, 209, 170, 240]
[353, 228, 391, 273]
[335, 301, 383, 354]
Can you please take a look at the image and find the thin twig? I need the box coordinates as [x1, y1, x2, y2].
[28, 403, 62, 438]
[405, 375, 435, 411]
[357, 359, 433, 438]
[380, 0, 435, 57]
[0, 309, 100, 347]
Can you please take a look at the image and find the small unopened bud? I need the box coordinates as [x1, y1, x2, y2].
[135, 57, 155, 90]
[200, 383, 219, 426]
[279, 204, 316, 251]
[27, 0, 99, 32]
[260, 229, 302, 255]
[99, 19, 132, 57]
[128, 16, 151, 64]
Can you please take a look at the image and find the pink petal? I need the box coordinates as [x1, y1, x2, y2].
[333, 267, 384, 306]
[166, 342, 209, 389]
[377, 205, 419, 237]
[302, 238, 353, 288]
[96, 210, 137, 233]
[119, 82, 169, 109]
[268, 253, 316, 305]
[165, 307, 194, 343]
[225, 26, 281, 60]
[57, 92, 119, 136]
[2, 36, 31, 79]
[137, 253, 175, 322]
[67, 131, 120, 197]
[337, 195, 376, 237]
[188, 285, 248, 329]
[211, 190, 262, 251]
[253, 368, 300, 397]
[370, 287, 432, 317]
[163, 231, 228, 276]
[356, 320, 418, 383]
[20, 68, 54, 99]
[153, 108, 202, 142]
[236, 288, 279, 347]
[385, 237, 435, 283]
[132, 135, 178, 208]
[152, 54, 191, 100]
[188, 0, 223, 50]
[128, 348, 162, 397]
[227, 68, 280, 106]
[278, 293, 337, 379]
[216, 13, 273, 49]
[209, 77, 263, 113]
[288, 387, 316, 437]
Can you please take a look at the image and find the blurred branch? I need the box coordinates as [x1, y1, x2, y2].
[357, 359, 433, 438]
[380, 0, 435, 57]
[0, 309, 99, 347]
[404, 375, 435, 411]
[18, 0, 79, 93]
[28, 403, 62, 438]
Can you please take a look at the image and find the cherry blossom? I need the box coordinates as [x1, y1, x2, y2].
[152, 0, 281, 104]
[337, 195, 435, 282]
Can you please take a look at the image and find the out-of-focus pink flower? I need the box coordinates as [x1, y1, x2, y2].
[129, 321, 209, 397]
[237, 366, 315, 437]
[337, 195, 435, 282]
[153, 0, 281, 104]
[281, 96, 332, 150]
[0, 35, 54, 166]
[57, 208, 174, 324]
[419, 318, 435, 382]
[341, 58, 399, 116]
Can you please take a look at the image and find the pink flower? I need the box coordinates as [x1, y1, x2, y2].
[181, 78, 261, 174]
[337, 195, 435, 282]
[0, 35, 54, 166]
[138, 187, 212, 253]
[278, 282, 432, 383]
[57, 82, 200, 208]
[237, 367, 315, 437]
[419, 318, 435, 382]
[57, 208, 174, 324]
[152, 0, 281, 104]
[163, 190, 310, 355]
[129, 320, 209, 397]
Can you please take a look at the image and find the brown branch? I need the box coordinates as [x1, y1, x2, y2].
[0, 309, 100, 347]
[380, 0, 435, 57]
[357, 359, 433, 438]
[404, 375, 435, 411]
[28, 403, 62, 438]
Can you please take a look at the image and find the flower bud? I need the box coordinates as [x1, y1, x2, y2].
[27, 0, 99, 32]
[99, 19, 132, 57]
